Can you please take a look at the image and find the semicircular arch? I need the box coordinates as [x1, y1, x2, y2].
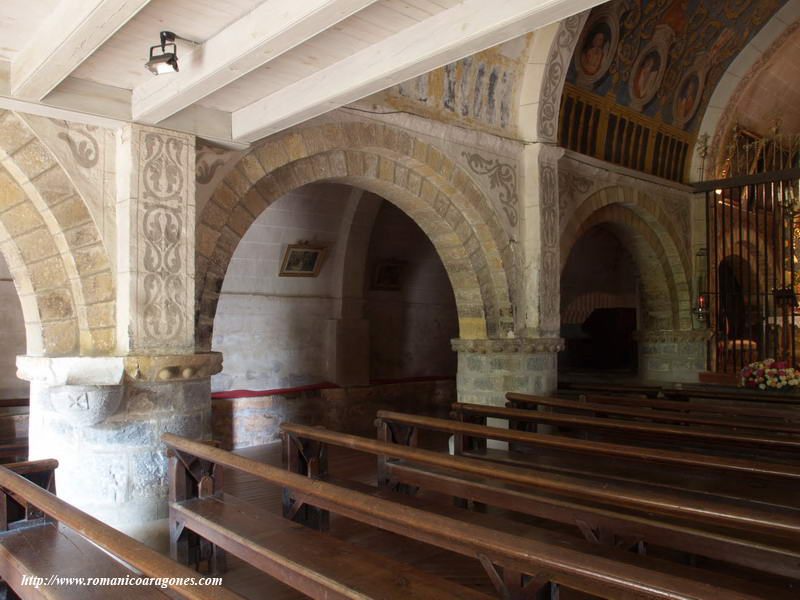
[195, 122, 515, 348]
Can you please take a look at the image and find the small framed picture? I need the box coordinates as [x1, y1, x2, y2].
[371, 259, 405, 291]
[279, 244, 326, 277]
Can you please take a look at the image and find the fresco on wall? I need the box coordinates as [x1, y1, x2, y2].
[370, 36, 532, 134]
[565, 0, 787, 133]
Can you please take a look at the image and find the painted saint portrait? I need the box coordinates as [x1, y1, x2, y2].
[580, 22, 611, 77]
[673, 70, 704, 127]
[677, 75, 699, 120]
[574, 11, 619, 86]
[632, 51, 661, 101]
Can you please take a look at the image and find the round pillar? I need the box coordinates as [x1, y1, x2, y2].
[18, 353, 221, 548]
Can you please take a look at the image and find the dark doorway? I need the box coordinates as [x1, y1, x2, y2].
[560, 225, 639, 374]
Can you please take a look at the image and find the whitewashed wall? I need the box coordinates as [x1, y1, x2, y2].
[212, 183, 349, 391]
[365, 203, 458, 379]
[211, 183, 458, 392]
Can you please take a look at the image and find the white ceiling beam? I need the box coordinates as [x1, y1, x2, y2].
[232, 0, 605, 143]
[11, 0, 152, 100]
[0, 65, 247, 150]
[132, 0, 380, 125]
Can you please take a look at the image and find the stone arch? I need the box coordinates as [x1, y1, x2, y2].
[0, 165, 77, 355]
[196, 121, 514, 349]
[0, 111, 115, 355]
[560, 187, 692, 330]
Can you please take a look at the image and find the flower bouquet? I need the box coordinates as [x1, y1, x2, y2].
[740, 359, 800, 390]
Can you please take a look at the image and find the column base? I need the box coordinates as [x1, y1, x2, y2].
[18, 353, 221, 539]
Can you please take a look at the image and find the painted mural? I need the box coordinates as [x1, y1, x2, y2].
[565, 0, 787, 133]
[370, 36, 532, 135]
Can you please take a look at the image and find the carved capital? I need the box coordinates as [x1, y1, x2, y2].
[17, 352, 222, 385]
[451, 337, 565, 354]
[123, 352, 223, 382]
[46, 385, 123, 426]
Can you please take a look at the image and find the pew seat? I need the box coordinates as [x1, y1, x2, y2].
[0, 522, 171, 599]
[172, 489, 493, 600]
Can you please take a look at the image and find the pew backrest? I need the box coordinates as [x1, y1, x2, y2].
[0, 463, 241, 600]
[505, 393, 800, 435]
[453, 401, 800, 454]
[283, 423, 800, 582]
[578, 394, 800, 422]
[163, 433, 789, 600]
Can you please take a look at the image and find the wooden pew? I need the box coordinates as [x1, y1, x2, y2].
[559, 382, 661, 398]
[377, 411, 800, 535]
[451, 401, 800, 460]
[163, 433, 795, 600]
[388, 408, 800, 480]
[0, 399, 28, 409]
[505, 393, 800, 435]
[283, 422, 800, 581]
[576, 393, 800, 422]
[165, 433, 494, 600]
[451, 402, 800, 506]
[664, 387, 800, 406]
[0, 459, 241, 600]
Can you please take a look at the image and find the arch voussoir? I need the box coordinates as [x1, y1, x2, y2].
[197, 122, 515, 347]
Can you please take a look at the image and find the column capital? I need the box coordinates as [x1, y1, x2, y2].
[451, 337, 564, 354]
[17, 352, 222, 385]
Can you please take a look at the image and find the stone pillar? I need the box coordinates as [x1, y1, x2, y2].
[19, 124, 214, 548]
[636, 330, 710, 383]
[452, 338, 562, 405]
[115, 124, 195, 355]
[18, 354, 221, 546]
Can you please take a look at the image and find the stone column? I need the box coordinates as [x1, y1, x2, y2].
[636, 330, 711, 382]
[19, 124, 218, 548]
[452, 338, 563, 405]
[19, 353, 220, 545]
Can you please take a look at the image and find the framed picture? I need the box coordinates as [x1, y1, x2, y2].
[371, 259, 405, 291]
[279, 244, 326, 277]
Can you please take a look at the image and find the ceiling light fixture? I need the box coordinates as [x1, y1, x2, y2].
[145, 31, 199, 75]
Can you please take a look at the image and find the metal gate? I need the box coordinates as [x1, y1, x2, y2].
[697, 170, 800, 373]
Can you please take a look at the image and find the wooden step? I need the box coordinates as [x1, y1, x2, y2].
[172, 493, 494, 600]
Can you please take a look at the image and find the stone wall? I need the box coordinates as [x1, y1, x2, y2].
[212, 182, 460, 391]
[212, 379, 456, 449]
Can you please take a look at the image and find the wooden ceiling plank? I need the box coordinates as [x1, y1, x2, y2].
[132, 0, 381, 125]
[10, 0, 152, 100]
[232, 0, 605, 142]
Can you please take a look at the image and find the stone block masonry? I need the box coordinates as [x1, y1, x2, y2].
[212, 379, 456, 450]
[452, 338, 562, 406]
[19, 354, 220, 547]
